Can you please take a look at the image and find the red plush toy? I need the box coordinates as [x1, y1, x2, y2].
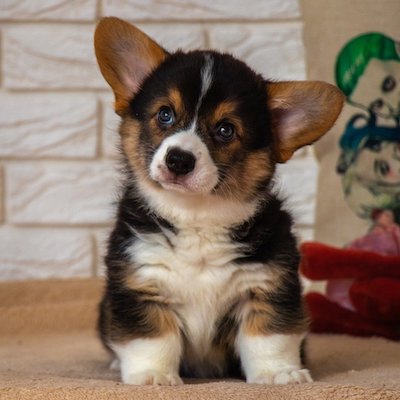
[300, 210, 400, 341]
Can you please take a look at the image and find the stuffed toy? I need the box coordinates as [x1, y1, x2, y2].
[301, 209, 400, 341]
[301, 30, 400, 340]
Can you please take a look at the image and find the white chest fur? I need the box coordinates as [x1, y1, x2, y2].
[127, 226, 274, 359]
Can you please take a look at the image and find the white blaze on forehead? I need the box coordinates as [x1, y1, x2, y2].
[199, 54, 214, 106]
[189, 54, 214, 130]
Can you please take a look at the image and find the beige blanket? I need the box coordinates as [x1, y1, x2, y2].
[1, 279, 399, 399]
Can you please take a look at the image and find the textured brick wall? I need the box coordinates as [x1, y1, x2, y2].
[0, 0, 316, 281]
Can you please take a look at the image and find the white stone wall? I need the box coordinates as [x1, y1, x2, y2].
[0, 0, 317, 281]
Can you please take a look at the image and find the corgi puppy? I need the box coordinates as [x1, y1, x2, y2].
[94, 17, 344, 386]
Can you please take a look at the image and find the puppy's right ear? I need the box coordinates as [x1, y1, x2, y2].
[94, 17, 167, 115]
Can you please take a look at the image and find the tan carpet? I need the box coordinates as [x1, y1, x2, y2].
[1, 279, 400, 399]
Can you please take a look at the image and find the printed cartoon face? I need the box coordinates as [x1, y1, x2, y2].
[350, 59, 400, 122]
[354, 139, 400, 184]
[336, 32, 400, 221]
[340, 137, 400, 218]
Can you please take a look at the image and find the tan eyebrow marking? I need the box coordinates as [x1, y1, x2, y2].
[211, 100, 239, 124]
[209, 100, 245, 141]
[168, 87, 184, 116]
[147, 87, 184, 117]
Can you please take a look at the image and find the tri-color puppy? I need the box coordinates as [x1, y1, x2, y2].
[94, 17, 344, 386]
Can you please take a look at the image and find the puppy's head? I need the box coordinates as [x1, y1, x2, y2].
[95, 18, 344, 204]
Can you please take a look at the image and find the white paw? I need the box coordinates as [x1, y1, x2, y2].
[122, 370, 183, 386]
[248, 368, 313, 385]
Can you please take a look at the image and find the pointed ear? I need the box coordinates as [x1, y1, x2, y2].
[94, 17, 167, 115]
[267, 81, 345, 162]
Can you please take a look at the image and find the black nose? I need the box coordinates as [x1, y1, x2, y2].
[165, 148, 196, 176]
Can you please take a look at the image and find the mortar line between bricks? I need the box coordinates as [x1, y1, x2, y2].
[96, 99, 104, 158]
[95, 0, 102, 20]
[2, 222, 113, 232]
[126, 18, 304, 25]
[0, 166, 5, 224]
[90, 234, 98, 278]
[6, 88, 111, 94]
[0, 29, 3, 88]
[0, 18, 302, 25]
[8, 222, 113, 229]
[0, 156, 116, 162]
[203, 26, 211, 49]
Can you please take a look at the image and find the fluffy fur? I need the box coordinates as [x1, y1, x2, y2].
[94, 17, 344, 385]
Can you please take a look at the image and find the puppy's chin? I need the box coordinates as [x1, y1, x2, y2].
[151, 167, 218, 196]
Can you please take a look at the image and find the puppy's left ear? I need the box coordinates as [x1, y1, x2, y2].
[267, 81, 345, 162]
[94, 17, 167, 115]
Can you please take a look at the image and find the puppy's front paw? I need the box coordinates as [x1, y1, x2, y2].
[123, 370, 183, 386]
[249, 368, 313, 385]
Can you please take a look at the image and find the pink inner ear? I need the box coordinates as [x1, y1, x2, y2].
[123, 75, 140, 97]
[119, 54, 153, 98]
[272, 107, 307, 142]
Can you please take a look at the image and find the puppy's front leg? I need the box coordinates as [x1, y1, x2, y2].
[236, 331, 312, 384]
[112, 334, 183, 385]
[100, 288, 183, 385]
[236, 289, 312, 384]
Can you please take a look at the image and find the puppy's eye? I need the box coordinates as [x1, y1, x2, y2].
[215, 122, 235, 143]
[157, 106, 175, 126]
[382, 75, 396, 93]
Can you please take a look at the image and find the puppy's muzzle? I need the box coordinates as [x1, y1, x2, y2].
[166, 148, 196, 176]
